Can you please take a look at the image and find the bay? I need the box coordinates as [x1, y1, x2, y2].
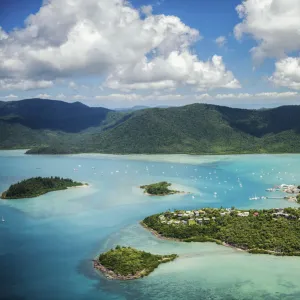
[1, 151, 300, 300]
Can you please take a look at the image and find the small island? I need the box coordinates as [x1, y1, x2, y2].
[93, 246, 178, 280]
[142, 207, 300, 256]
[1, 176, 87, 199]
[140, 181, 181, 196]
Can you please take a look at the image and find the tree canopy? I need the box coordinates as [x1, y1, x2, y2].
[1, 176, 84, 199]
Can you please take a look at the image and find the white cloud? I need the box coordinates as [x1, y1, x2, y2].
[73, 94, 87, 100]
[36, 93, 51, 99]
[141, 5, 153, 16]
[3, 94, 18, 99]
[269, 57, 300, 90]
[195, 94, 212, 100]
[215, 36, 227, 47]
[55, 93, 67, 100]
[0, 27, 8, 40]
[93, 91, 297, 104]
[234, 0, 300, 63]
[0, 79, 53, 91]
[255, 92, 298, 98]
[95, 93, 141, 101]
[106, 53, 240, 91]
[68, 81, 78, 89]
[0, 0, 239, 92]
[215, 92, 298, 99]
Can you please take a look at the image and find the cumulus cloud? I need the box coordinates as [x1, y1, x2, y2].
[94, 91, 298, 103]
[2, 94, 18, 99]
[36, 93, 51, 99]
[215, 92, 298, 99]
[68, 81, 78, 89]
[55, 93, 67, 100]
[141, 5, 153, 16]
[0, 0, 239, 92]
[106, 53, 240, 91]
[269, 57, 300, 90]
[215, 36, 227, 47]
[234, 0, 300, 63]
[73, 95, 87, 100]
[0, 79, 53, 91]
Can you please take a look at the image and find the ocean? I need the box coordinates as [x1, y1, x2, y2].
[1, 151, 300, 300]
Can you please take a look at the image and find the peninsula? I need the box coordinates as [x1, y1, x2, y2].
[140, 181, 181, 196]
[1, 176, 86, 199]
[94, 246, 178, 280]
[142, 207, 300, 256]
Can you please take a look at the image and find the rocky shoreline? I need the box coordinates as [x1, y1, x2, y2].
[93, 259, 146, 280]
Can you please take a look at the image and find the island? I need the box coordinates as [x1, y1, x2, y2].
[93, 246, 178, 280]
[1, 176, 87, 199]
[140, 181, 181, 196]
[142, 207, 300, 256]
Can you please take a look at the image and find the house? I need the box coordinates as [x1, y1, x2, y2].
[199, 210, 206, 214]
[182, 220, 187, 225]
[237, 212, 249, 217]
[203, 217, 210, 223]
[174, 221, 181, 225]
[272, 212, 289, 218]
[220, 212, 227, 217]
[177, 213, 183, 217]
[196, 218, 203, 224]
[253, 212, 259, 217]
[211, 217, 216, 220]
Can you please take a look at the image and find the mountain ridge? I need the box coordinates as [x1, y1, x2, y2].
[1, 99, 300, 155]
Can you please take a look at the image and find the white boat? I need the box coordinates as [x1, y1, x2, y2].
[2, 216, 4, 222]
[249, 195, 260, 201]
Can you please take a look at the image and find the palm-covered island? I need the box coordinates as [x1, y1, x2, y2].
[142, 207, 300, 256]
[140, 181, 182, 196]
[94, 246, 178, 280]
[1, 177, 86, 199]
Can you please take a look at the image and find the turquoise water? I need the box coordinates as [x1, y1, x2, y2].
[1, 151, 300, 300]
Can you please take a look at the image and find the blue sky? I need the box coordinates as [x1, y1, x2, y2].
[0, 0, 299, 108]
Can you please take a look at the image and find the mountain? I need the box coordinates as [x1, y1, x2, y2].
[0, 98, 112, 133]
[1, 99, 300, 154]
[114, 105, 150, 112]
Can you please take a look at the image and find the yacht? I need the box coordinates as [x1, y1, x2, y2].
[249, 195, 260, 201]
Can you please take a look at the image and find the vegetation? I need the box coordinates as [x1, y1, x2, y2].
[142, 207, 300, 256]
[2, 99, 300, 154]
[140, 181, 180, 195]
[1, 176, 85, 199]
[96, 246, 178, 279]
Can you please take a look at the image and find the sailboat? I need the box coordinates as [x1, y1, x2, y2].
[1, 216, 4, 222]
[249, 194, 260, 201]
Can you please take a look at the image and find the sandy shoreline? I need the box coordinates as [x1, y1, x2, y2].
[140, 222, 250, 253]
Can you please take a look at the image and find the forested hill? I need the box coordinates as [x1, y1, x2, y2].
[82, 104, 300, 154]
[0, 98, 112, 132]
[1, 99, 300, 154]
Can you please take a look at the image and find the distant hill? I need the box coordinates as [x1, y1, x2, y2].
[0, 98, 112, 133]
[1, 99, 300, 154]
[114, 105, 150, 112]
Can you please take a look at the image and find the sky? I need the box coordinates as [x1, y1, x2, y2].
[0, 0, 300, 109]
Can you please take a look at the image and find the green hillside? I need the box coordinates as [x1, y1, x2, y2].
[1, 99, 300, 155]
